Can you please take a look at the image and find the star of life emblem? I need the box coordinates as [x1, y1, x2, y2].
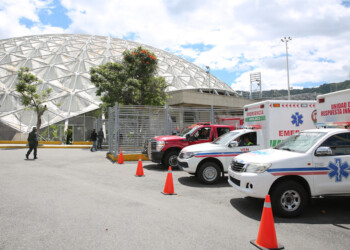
[328, 158, 349, 182]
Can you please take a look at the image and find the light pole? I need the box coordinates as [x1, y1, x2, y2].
[206, 66, 210, 94]
[281, 37, 292, 100]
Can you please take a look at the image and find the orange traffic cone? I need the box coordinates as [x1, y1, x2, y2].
[117, 149, 124, 164]
[135, 155, 145, 177]
[161, 166, 176, 195]
[250, 195, 284, 249]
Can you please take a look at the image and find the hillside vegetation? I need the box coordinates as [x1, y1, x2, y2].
[261, 80, 350, 98]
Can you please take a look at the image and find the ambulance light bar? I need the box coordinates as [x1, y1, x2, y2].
[242, 125, 261, 130]
[316, 122, 350, 129]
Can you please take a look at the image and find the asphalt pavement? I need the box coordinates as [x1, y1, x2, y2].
[1, 148, 350, 249]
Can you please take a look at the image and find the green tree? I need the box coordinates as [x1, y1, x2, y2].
[90, 46, 167, 107]
[16, 67, 52, 131]
[41, 124, 60, 141]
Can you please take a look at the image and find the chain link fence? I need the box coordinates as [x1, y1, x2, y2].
[108, 103, 243, 156]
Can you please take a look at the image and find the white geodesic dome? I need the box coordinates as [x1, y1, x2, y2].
[0, 34, 236, 132]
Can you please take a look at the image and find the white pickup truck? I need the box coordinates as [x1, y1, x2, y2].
[228, 89, 350, 217]
[178, 100, 316, 184]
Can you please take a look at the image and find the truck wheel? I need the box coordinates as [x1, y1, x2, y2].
[164, 150, 179, 168]
[271, 181, 308, 218]
[197, 162, 221, 185]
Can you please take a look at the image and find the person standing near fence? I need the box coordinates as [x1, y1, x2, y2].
[97, 128, 104, 149]
[26, 127, 38, 159]
[90, 129, 97, 152]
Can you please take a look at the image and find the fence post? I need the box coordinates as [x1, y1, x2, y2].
[83, 113, 86, 141]
[108, 107, 112, 153]
[114, 102, 119, 157]
[210, 105, 214, 124]
[165, 104, 170, 135]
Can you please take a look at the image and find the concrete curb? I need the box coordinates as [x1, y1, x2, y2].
[106, 153, 149, 162]
[0, 145, 148, 161]
[0, 145, 94, 149]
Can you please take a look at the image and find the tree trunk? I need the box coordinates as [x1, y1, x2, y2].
[36, 105, 47, 131]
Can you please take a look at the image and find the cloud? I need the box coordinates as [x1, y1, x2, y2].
[1, 0, 350, 92]
[0, 0, 65, 38]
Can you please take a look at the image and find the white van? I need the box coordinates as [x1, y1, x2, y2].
[228, 89, 350, 217]
[178, 100, 316, 184]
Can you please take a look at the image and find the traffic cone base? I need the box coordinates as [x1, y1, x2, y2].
[251, 195, 284, 250]
[250, 240, 284, 250]
[161, 191, 177, 195]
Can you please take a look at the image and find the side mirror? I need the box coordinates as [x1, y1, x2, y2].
[315, 147, 332, 156]
[186, 134, 190, 141]
[228, 141, 239, 148]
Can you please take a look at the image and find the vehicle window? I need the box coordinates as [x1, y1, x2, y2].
[193, 127, 211, 140]
[212, 131, 240, 145]
[275, 132, 326, 153]
[238, 132, 257, 147]
[320, 133, 350, 155]
[217, 127, 230, 137]
[180, 126, 199, 137]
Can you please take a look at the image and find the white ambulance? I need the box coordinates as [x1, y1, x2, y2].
[228, 89, 350, 217]
[177, 100, 316, 184]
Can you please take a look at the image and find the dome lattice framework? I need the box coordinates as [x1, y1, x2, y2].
[0, 34, 236, 132]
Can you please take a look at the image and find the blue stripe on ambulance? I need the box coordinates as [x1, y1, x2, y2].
[195, 152, 242, 156]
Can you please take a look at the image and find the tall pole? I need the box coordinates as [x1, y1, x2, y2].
[206, 66, 210, 94]
[281, 37, 292, 100]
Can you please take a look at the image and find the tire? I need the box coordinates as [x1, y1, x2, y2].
[163, 150, 180, 168]
[197, 161, 221, 185]
[271, 181, 308, 218]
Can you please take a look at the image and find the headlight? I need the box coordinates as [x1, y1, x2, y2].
[183, 152, 196, 159]
[156, 141, 165, 151]
[244, 163, 271, 173]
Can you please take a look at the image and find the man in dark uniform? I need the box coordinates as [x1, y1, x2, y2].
[90, 129, 97, 152]
[97, 128, 104, 149]
[198, 128, 210, 140]
[26, 127, 38, 159]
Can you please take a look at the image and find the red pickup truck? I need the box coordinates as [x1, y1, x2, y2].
[142, 123, 235, 168]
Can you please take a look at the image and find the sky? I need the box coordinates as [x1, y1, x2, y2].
[1, 0, 350, 92]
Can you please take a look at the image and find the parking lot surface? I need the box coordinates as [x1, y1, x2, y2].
[1, 148, 350, 249]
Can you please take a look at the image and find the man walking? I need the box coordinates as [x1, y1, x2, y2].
[26, 127, 38, 159]
[97, 128, 104, 149]
[90, 129, 97, 152]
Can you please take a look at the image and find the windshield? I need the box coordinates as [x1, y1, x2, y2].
[212, 131, 241, 145]
[179, 126, 199, 137]
[275, 132, 326, 153]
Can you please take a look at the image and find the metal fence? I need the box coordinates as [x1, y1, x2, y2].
[108, 103, 243, 156]
[0, 109, 99, 142]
